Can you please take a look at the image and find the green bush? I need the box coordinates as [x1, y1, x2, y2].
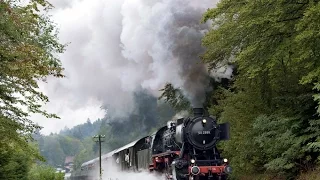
[28, 165, 64, 180]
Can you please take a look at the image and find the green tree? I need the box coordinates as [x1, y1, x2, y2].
[0, 0, 65, 178]
[58, 135, 84, 156]
[156, 100, 176, 127]
[28, 164, 64, 180]
[159, 83, 191, 111]
[202, 0, 320, 178]
[41, 136, 65, 166]
[73, 147, 94, 170]
[0, 0, 65, 138]
[0, 141, 42, 180]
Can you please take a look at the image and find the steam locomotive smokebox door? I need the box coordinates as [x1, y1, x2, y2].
[186, 116, 220, 150]
[219, 122, 230, 140]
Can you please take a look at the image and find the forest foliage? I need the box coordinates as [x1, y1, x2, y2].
[0, 0, 65, 179]
[28, 164, 64, 180]
[198, 0, 320, 179]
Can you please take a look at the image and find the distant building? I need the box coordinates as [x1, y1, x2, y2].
[64, 156, 74, 173]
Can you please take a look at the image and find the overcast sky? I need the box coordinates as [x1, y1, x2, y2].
[31, 0, 225, 135]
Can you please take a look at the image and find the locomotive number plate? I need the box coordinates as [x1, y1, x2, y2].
[198, 131, 211, 135]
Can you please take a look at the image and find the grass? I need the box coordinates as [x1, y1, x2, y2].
[297, 169, 320, 180]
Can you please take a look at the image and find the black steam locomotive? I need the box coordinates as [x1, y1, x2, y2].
[70, 108, 231, 180]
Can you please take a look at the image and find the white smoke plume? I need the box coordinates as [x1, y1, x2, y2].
[35, 0, 228, 133]
[172, 110, 190, 120]
[92, 160, 163, 180]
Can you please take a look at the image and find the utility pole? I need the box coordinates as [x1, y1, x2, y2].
[93, 135, 105, 180]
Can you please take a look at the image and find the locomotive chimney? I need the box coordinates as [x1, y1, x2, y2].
[193, 108, 205, 117]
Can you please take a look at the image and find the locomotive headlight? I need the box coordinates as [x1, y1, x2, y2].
[202, 119, 207, 123]
[223, 158, 228, 163]
[190, 159, 195, 164]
